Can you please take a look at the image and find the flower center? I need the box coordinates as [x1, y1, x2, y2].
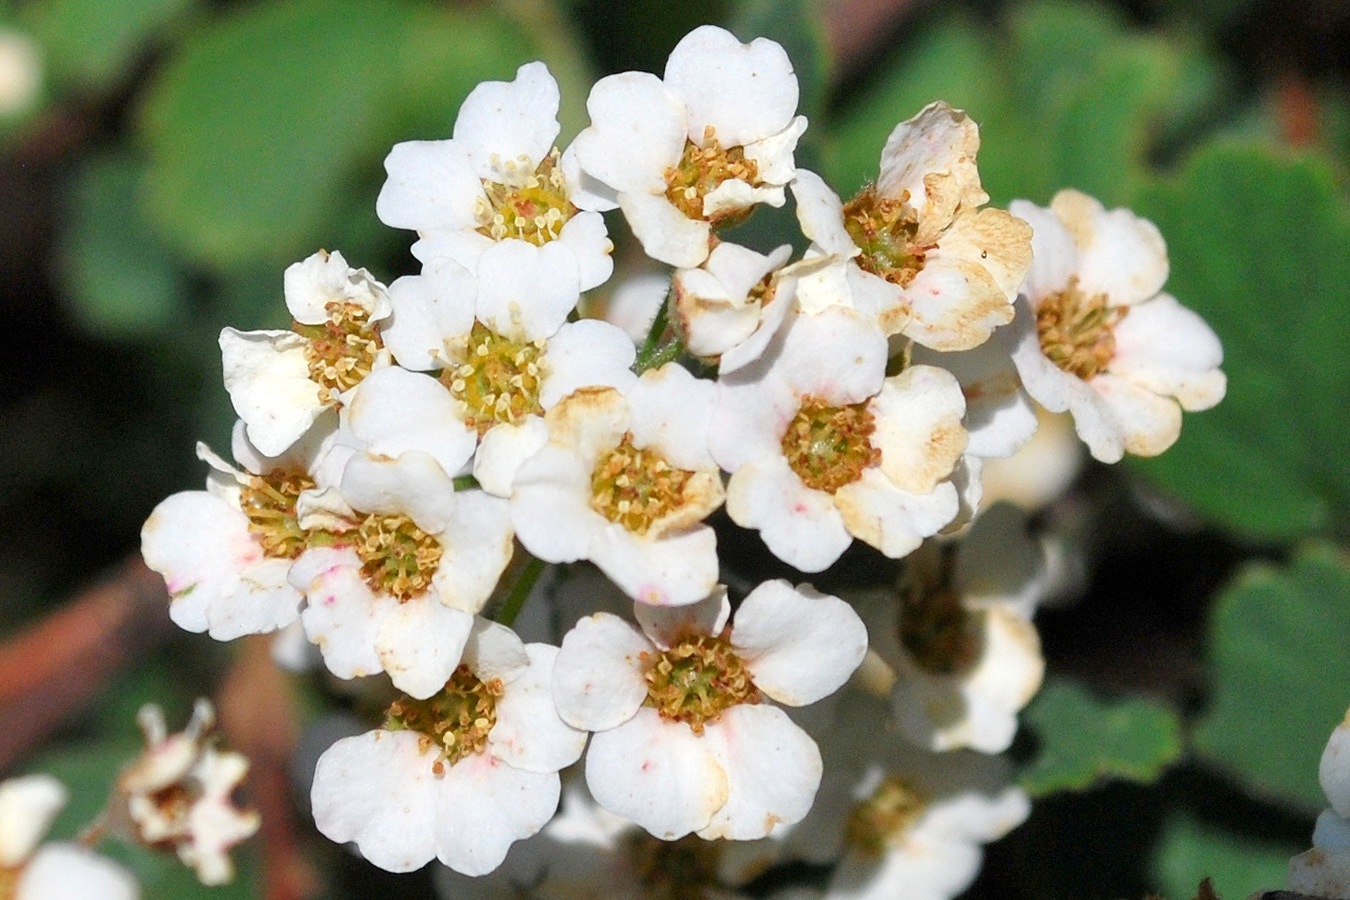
[293, 300, 384, 403]
[843, 186, 932, 287]
[354, 513, 443, 602]
[475, 150, 576, 246]
[897, 570, 981, 675]
[845, 775, 930, 856]
[239, 469, 314, 560]
[664, 126, 761, 224]
[642, 630, 761, 734]
[0, 865, 20, 900]
[384, 665, 503, 772]
[626, 832, 722, 900]
[780, 397, 880, 494]
[442, 321, 546, 437]
[1035, 276, 1127, 380]
[590, 434, 695, 535]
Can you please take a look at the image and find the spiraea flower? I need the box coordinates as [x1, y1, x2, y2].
[379, 252, 637, 496]
[311, 622, 586, 876]
[109, 700, 258, 886]
[573, 25, 807, 268]
[289, 451, 514, 698]
[862, 503, 1048, 754]
[377, 61, 613, 298]
[792, 102, 1032, 350]
[711, 307, 967, 573]
[1008, 189, 1226, 463]
[673, 241, 796, 372]
[140, 420, 335, 641]
[0, 775, 139, 900]
[511, 363, 724, 607]
[552, 581, 868, 841]
[220, 250, 392, 456]
[1289, 708, 1350, 898]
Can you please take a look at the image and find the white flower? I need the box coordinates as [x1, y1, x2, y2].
[378, 61, 613, 298]
[552, 581, 868, 841]
[379, 253, 637, 496]
[310, 623, 585, 876]
[711, 307, 967, 573]
[289, 451, 514, 698]
[220, 249, 393, 457]
[863, 503, 1048, 753]
[573, 25, 807, 268]
[112, 700, 259, 886]
[673, 241, 796, 371]
[1289, 708, 1350, 899]
[511, 364, 724, 607]
[140, 420, 334, 640]
[1008, 189, 1226, 463]
[792, 103, 1032, 350]
[0, 774, 140, 900]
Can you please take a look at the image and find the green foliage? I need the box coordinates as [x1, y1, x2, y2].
[1151, 812, 1296, 900]
[1132, 144, 1350, 542]
[1018, 677, 1183, 796]
[1191, 545, 1350, 812]
[17, 0, 194, 90]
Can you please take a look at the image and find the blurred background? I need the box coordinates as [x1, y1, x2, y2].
[0, 0, 1346, 897]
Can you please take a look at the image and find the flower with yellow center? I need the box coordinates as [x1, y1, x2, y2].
[512, 365, 725, 607]
[553, 581, 868, 841]
[311, 626, 586, 876]
[712, 308, 968, 573]
[1009, 189, 1226, 463]
[673, 241, 797, 368]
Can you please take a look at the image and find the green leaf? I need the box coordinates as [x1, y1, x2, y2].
[1018, 677, 1182, 797]
[1132, 144, 1350, 541]
[1191, 545, 1350, 812]
[61, 153, 188, 338]
[139, 0, 528, 271]
[18, 0, 194, 89]
[1151, 812, 1296, 900]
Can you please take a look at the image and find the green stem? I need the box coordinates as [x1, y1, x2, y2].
[495, 555, 546, 628]
[634, 289, 673, 372]
[452, 474, 480, 491]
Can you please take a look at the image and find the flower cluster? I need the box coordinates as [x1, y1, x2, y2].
[140, 22, 1225, 895]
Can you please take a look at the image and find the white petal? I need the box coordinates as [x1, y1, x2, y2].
[558, 210, 614, 293]
[912, 332, 1036, 459]
[434, 753, 559, 876]
[1009, 198, 1078, 300]
[300, 561, 393, 680]
[432, 490, 515, 614]
[382, 261, 477, 371]
[1071, 373, 1182, 462]
[664, 25, 798, 148]
[375, 596, 474, 700]
[590, 522, 720, 608]
[473, 418, 549, 498]
[343, 367, 475, 476]
[552, 613, 650, 731]
[510, 445, 603, 564]
[452, 61, 560, 181]
[1110, 293, 1225, 411]
[476, 240, 579, 340]
[834, 469, 960, 559]
[733, 582, 868, 706]
[219, 328, 325, 457]
[489, 643, 586, 773]
[627, 363, 717, 471]
[792, 170, 855, 256]
[1322, 716, 1350, 819]
[377, 139, 485, 234]
[726, 456, 852, 573]
[0, 775, 67, 866]
[463, 616, 529, 684]
[1053, 189, 1169, 306]
[776, 307, 888, 402]
[340, 451, 459, 534]
[619, 190, 711, 268]
[538, 319, 638, 410]
[634, 588, 731, 650]
[574, 72, 685, 195]
[17, 843, 139, 900]
[871, 365, 968, 495]
[877, 102, 986, 214]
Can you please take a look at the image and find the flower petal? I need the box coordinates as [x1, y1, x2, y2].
[489, 643, 587, 773]
[664, 25, 798, 148]
[434, 753, 559, 876]
[552, 613, 650, 732]
[733, 581, 867, 706]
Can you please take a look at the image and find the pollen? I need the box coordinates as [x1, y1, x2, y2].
[780, 397, 880, 494]
[354, 513, 443, 602]
[1036, 276, 1127, 380]
[590, 434, 695, 535]
[642, 630, 760, 734]
[475, 149, 576, 246]
[845, 775, 930, 856]
[842, 185, 932, 287]
[294, 300, 384, 402]
[383, 666, 504, 770]
[663, 126, 761, 224]
[441, 321, 546, 437]
[239, 468, 315, 560]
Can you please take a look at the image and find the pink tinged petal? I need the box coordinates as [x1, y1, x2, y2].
[201, 557, 300, 640]
[664, 26, 799, 148]
[726, 456, 852, 573]
[1075, 373, 1183, 461]
[634, 588, 731, 649]
[300, 564, 393, 680]
[574, 72, 685, 195]
[590, 521, 720, 608]
[377, 139, 485, 234]
[0, 775, 67, 865]
[912, 335, 1036, 460]
[558, 211, 615, 293]
[473, 418, 549, 498]
[834, 468, 960, 559]
[538, 319, 638, 409]
[585, 708, 727, 839]
[1009, 198, 1079, 300]
[489, 643, 587, 773]
[1110, 293, 1226, 411]
[344, 368, 475, 477]
[452, 61, 561, 180]
[375, 596, 474, 700]
[733, 581, 868, 706]
[310, 731, 437, 873]
[877, 102, 986, 214]
[618, 190, 712, 268]
[552, 612, 650, 731]
[431, 490, 515, 614]
[871, 365, 968, 495]
[476, 240, 580, 340]
[219, 328, 325, 457]
[777, 307, 889, 403]
[627, 363, 718, 470]
[696, 704, 822, 840]
[18, 843, 140, 900]
[510, 446, 603, 564]
[792, 170, 855, 256]
[433, 753, 560, 876]
[340, 451, 459, 534]
[1052, 189, 1168, 305]
[383, 262, 477, 371]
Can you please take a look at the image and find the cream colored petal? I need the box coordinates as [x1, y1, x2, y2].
[871, 365, 968, 495]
